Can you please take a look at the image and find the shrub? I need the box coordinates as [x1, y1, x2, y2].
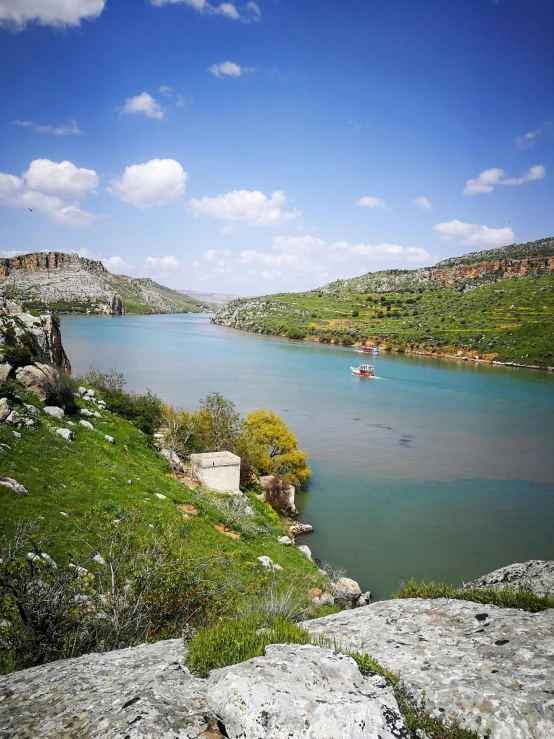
[352, 310, 359, 317]
[82, 366, 126, 392]
[44, 370, 77, 413]
[186, 615, 312, 677]
[287, 328, 305, 340]
[1, 346, 32, 368]
[100, 388, 163, 435]
[263, 475, 292, 514]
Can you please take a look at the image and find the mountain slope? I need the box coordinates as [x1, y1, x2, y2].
[0, 252, 213, 315]
[212, 237, 554, 369]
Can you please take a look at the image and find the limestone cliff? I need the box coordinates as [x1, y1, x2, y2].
[0, 252, 212, 315]
[0, 297, 70, 371]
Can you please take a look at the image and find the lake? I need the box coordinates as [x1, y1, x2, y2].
[61, 313, 554, 600]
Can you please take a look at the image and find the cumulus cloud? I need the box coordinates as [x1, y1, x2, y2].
[0, 0, 105, 29]
[107, 159, 188, 209]
[433, 220, 514, 247]
[13, 118, 81, 135]
[101, 255, 134, 273]
[516, 120, 553, 149]
[414, 196, 432, 210]
[464, 165, 546, 195]
[188, 189, 301, 227]
[23, 159, 98, 200]
[144, 255, 181, 277]
[119, 92, 166, 120]
[151, 0, 259, 21]
[356, 196, 391, 211]
[208, 61, 252, 78]
[0, 170, 97, 228]
[197, 235, 432, 289]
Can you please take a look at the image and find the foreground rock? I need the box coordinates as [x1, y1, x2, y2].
[466, 559, 554, 597]
[0, 639, 218, 738]
[207, 643, 407, 738]
[304, 598, 554, 738]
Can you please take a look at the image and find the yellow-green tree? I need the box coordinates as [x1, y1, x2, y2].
[243, 409, 311, 488]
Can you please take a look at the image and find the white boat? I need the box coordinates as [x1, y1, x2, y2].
[351, 363, 376, 377]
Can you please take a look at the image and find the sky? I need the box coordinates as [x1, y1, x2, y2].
[0, 0, 553, 295]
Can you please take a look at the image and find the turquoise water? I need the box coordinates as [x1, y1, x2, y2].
[61, 313, 554, 599]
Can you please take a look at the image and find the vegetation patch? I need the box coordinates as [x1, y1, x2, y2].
[393, 578, 554, 612]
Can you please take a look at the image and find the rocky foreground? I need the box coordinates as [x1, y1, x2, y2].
[1, 575, 553, 739]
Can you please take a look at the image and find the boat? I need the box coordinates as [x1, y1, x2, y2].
[362, 345, 380, 354]
[351, 363, 376, 377]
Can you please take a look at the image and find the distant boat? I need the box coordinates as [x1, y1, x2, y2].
[356, 345, 380, 354]
[351, 363, 376, 377]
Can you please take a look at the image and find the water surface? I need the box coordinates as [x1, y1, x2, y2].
[61, 313, 554, 599]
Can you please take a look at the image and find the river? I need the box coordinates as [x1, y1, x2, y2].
[60, 313, 554, 599]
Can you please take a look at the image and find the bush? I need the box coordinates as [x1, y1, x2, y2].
[286, 328, 305, 340]
[1, 346, 32, 368]
[82, 366, 125, 392]
[263, 475, 292, 514]
[186, 615, 312, 677]
[44, 370, 77, 413]
[100, 388, 163, 435]
[352, 310, 359, 317]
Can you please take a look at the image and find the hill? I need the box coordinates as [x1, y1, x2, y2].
[0, 252, 213, 315]
[212, 237, 554, 369]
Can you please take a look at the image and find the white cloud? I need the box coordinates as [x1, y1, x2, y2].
[159, 85, 173, 97]
[356, 196, 391, 211]
[24, 159, 98, 200]
[331, 241, 432, 262]
[13, 118, 81, 135]
[151, 0, 259, 21]
[464, 165, 546, 195]
[188, 189, 301, 227]
[516, 120, 553, 149]
[414, 196, 432, 210]
[144, 255, 181, 277]
[0, 0, 105, 29]
[271, 235, 326, 252]
[348, 120, 362, 130]
[107, 159, 187, 209]
[208, 61, 252, 78]
[119, 92, 165, 120]
[102, 256, 134, 273]
[433, 220, 514, 247]
[502, 164, 546, 186]
[0, 170, 97, 228]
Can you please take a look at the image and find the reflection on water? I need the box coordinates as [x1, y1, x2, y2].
[61, 313, 554, 599]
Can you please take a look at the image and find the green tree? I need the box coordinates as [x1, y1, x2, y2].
[243, 409, 311, 488]
[195, 392, 242, 453]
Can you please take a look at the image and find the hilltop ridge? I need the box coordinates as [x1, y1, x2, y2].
[0, 252, 213, 315]
[213, 236, 554, 368]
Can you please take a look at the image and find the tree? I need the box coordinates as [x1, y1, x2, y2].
[243, 410, 311, 488]
[195, 392, 242, 453]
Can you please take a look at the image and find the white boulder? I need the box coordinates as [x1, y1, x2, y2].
[44, 406, 64, 420]
[56, 428, 74, 442]
[297, 544, 312, 559]
[79, 420, 94, 430]
[0, 398, 10, 422]
[0, 477, 28, 495]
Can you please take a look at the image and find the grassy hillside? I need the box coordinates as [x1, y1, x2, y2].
[0, 378, 329, 672]
[213, 238, 554, 368]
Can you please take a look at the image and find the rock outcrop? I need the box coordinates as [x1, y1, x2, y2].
[0, 297, 70, 371]
[206, 644, 408, 738]
[0, 251, 211, 315]
[466, 559, 554, 597]
[304, 598, 554, 738]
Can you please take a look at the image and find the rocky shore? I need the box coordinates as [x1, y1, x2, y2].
[0, 560, 552, 738]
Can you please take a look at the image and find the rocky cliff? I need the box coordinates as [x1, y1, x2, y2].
[0, 252, 212, 315]
[1, 568, 552, 738]
[0, 297, 70, 372]
[321, 236, 554, 294]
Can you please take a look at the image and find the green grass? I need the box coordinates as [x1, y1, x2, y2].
[213, 273, 554, 367]
[393, 578, 554, 612]
[0, 383, 325, 623]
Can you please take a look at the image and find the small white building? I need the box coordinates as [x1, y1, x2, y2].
[190, 451, 241, 493]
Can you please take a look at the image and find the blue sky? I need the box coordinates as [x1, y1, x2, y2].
[0, 0, 553, 294]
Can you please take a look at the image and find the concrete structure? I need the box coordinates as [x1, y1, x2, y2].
[190, 451, 241, 493]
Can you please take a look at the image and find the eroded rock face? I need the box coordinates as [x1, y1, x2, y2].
[466, 559, 554, 597]
[206, 644, 408, 739]
[15, 363, 56, 401]
[0, 639, 218, 739]
[303, 598, 554, 738]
